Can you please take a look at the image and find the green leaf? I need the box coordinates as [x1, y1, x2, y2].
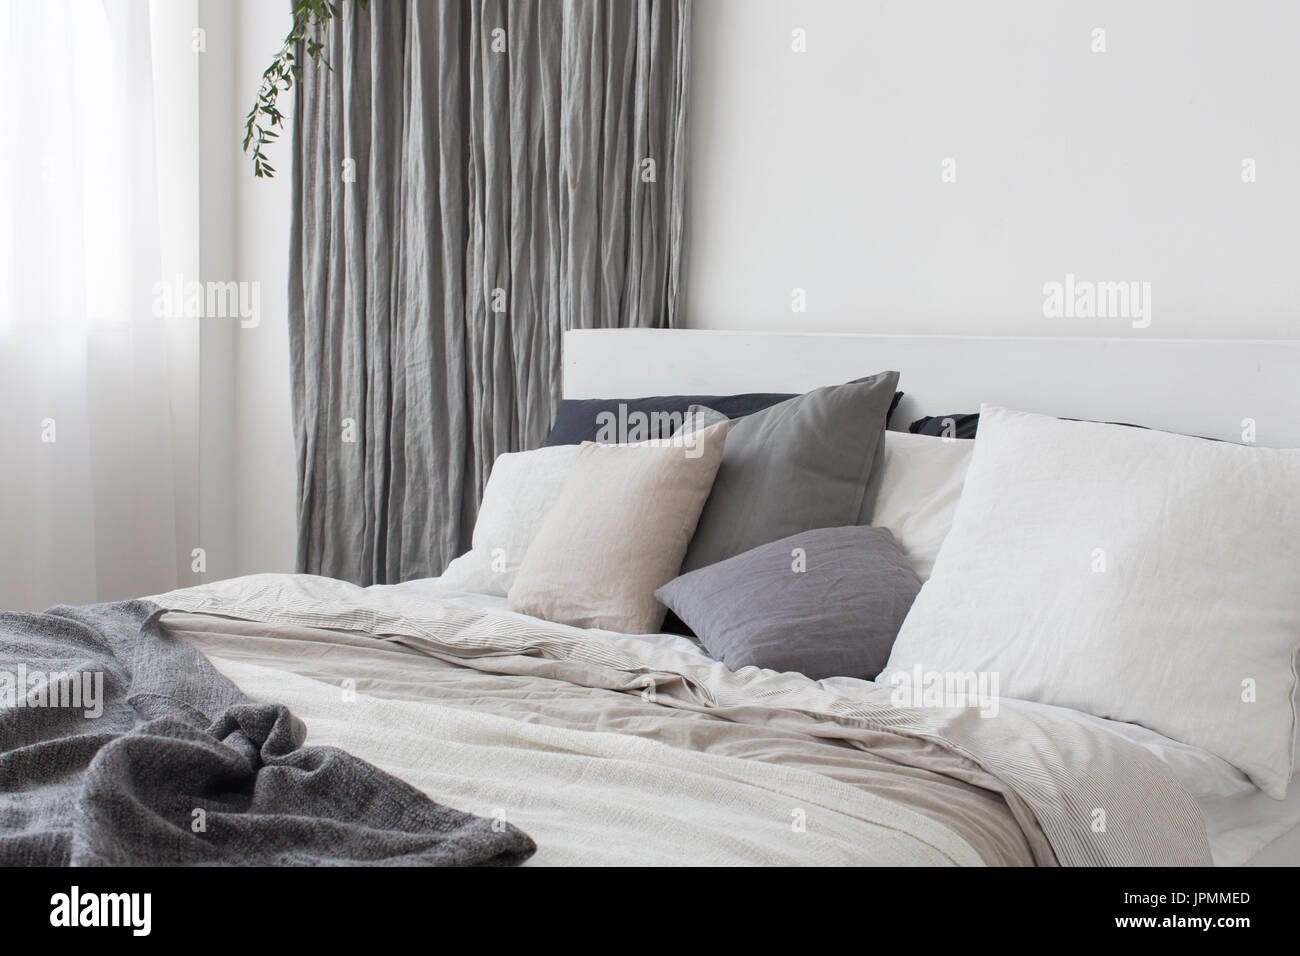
[243, 0, 357, 177]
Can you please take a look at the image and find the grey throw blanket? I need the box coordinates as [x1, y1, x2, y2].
[0, 600, 535, 866]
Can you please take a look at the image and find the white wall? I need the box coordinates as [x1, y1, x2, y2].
[231, 0, 299, 576]
[684, 0, 1300, 339]
[151, 0, 241, 590]
[178, 0, 297, 580]
[174, 0, 292, 585]
[220, 0, 1300, 580]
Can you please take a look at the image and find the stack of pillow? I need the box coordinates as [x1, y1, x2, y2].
[444, 371, 924, 675]
[442, 381, 1300, 799]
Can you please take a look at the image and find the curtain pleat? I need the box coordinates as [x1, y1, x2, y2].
[289, 0, 691, 585]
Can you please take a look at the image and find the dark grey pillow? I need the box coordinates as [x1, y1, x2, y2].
[543, 393, 796, 446]
[656, 526, 921, 681]
[544, 390, 904, 446]
[680, 370, 900, 572]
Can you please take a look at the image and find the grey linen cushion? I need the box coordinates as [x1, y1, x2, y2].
[656, 525, 921, 681]
[680, 371, 900, 572]
[673, 404, 731, 436]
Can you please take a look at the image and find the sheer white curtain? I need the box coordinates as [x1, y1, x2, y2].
[0, 0, 194, 610]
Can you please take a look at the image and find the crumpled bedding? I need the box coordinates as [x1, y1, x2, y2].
[151, 573, 1214, 866]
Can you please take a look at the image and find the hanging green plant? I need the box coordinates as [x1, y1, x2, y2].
[243, 0, 369, 178]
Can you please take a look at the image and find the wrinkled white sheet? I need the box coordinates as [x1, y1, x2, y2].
[384, 576, 1299, 866]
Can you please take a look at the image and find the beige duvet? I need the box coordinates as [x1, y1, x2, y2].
[152, 573, 1213, 867]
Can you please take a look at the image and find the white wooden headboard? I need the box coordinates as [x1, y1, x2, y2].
[563, 329, 1300, 448]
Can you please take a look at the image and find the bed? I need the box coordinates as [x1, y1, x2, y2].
[151, 573, 1300, 866]
[5, 330, 1299, 867]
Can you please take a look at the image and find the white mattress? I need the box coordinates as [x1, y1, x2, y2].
[383, 577, 1300, 867]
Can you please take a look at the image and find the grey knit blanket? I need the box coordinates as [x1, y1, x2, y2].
[0, 600, 535, 866]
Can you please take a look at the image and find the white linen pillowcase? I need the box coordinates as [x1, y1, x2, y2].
[881, 405, 1300, 798]
[439, 444, 580, 596]
[868, 429, 1300, 779]
[864, 431, 974, 581]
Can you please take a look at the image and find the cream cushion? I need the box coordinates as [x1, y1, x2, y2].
[509, 421, 730, 634]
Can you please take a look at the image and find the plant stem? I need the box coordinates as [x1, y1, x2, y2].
[243, 0, 366, 179]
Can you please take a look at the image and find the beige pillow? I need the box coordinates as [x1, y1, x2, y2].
[508, 421, 730, 633]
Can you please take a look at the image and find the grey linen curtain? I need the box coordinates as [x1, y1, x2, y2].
[289, 0, 691, 585]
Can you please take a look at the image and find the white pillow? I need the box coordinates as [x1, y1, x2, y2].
[439, 444, 580, 596]
[865, 431, 974, 581]
[882, 405, 1300, 798]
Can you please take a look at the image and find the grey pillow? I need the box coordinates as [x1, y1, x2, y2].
[672, 404, 731, 436]
[656, 525, 921, 681]
[680, 370, 900, 572]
